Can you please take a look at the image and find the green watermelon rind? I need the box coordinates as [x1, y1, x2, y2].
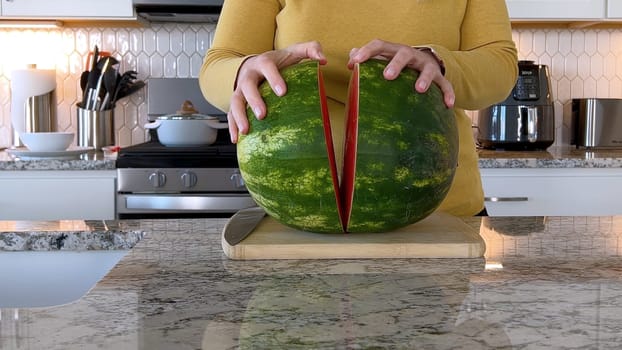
[346, 59, 458, 232]
[237, 59, 458, 233]
[237, 61, 342, 233]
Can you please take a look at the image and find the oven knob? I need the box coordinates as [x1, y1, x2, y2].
[230, 172, 245, 188]
[180, 171, 198, 188]
[148, 171, 166, 188]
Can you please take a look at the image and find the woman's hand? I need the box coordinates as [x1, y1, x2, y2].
[347, 39, 455, 108]
[228, 41, 327, 143]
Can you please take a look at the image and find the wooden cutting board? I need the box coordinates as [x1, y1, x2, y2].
[221, 212, 485, 260]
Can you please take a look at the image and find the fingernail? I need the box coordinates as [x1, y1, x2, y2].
[253, 106, 262, 118]
[447, 96, 455, 108]
[385, 67, 396, 78]
[274, 85, 284, 96]
[417, 80, 427, 91]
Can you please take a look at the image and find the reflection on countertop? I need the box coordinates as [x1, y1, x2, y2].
[2, 216, 622, 349]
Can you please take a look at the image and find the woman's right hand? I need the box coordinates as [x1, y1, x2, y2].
[228, 41, 327, 143]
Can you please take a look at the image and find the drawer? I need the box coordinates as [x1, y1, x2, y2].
[0, 171, 116, 221]
[480, 168, 622, 216]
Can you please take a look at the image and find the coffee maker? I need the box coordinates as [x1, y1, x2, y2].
[476, 60, 555, 150]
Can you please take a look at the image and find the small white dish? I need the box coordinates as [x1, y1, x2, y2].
[7, 147, 93, 160]
[19, 132, 74, 152]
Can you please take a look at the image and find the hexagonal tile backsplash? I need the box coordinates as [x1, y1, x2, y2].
[0, 23, 215, 148]
[2, 25, 622, 149]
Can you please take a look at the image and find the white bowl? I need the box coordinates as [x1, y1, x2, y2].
[20, 132, 74, 152]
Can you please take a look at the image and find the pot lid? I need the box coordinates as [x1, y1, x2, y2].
[156, 100, 218, 120]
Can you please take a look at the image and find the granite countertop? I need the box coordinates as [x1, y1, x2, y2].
[2, 216, 622, 349]
[0, 149, 116, 170]
[3, 146, 622, 170]
[477, 146, 622, 168]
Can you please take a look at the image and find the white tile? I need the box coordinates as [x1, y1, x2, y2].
[604, 53, 616, 77]
[129, 30, 143, 53]
[533, 30, 546, 56]
[163, 53, 177, 78]
[556, 76, 571, 102]
[169, 28, 183, 56]
[123, 102, 138, 128]
[571, 30, 586, 56]
[570, 77, 584, 98]
[149, 54, 164, 77]
[102, 28, 117, 54]
[584, 30, 598, 56]
[156, 30, 170, 56]
[116, 29, 130, 55]
[62, 75, 77, 106]
[136, 52, 151, 79]
[597, 30, 611, 55]
[142, 29, 156, 55]
[577, 53, 591, 80]
[610, 77, 622, 98]
[177, 53, 190, 78]
[183, 30, 197, 55]
[583, 77, 597, 96]
[545, 30, 559, 55]
[590, 53, 604, 79]
[190, 53, 204, 78]
[596, 77, 610, 97]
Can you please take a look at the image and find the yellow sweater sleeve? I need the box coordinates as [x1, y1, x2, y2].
[199, 0, 281, 112]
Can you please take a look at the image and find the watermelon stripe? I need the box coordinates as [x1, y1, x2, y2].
[238, 59, 457, 234]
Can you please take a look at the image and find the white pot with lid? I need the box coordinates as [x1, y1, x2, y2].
[144, 100, 228, 146]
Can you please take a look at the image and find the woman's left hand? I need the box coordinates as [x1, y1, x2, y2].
[347, 39, 454, 108]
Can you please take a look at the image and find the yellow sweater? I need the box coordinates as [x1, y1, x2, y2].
[200, 0, 518, 216]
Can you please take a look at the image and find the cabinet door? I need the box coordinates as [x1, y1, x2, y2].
[480, 168, 622, 216]
[608, 0, 622, 18]
[1, 0, 133, 18]
[0, 171, 116, 221]
[506, 0, 606, 20]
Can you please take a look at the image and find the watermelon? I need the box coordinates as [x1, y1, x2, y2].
[237, 59, 458, 233]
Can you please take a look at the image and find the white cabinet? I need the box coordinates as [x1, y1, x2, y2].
[607, 1, 622, 18]
[0, 0, 134, 19]
[0, 170, 116, 221]
[480, 168, 622, 216]
[506, 0, 606, 20]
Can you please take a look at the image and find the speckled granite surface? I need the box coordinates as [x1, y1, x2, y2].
[0, 220, 144, 251]
[2, 216, 622, 349]
[0, 150, 116, 170]
[4, 146, 622, 170]
[478, 146, 622, 168]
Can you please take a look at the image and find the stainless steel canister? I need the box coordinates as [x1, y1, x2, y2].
[11, 91, 56, 147]
[76, 104, 114, 149]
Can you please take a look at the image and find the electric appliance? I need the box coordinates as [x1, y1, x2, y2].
[569, 98, 622, 148]
[116, 78, 255, 219]
[476, 60, 555, 150]
[133, 0, 223, 23]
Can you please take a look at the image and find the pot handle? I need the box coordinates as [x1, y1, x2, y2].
[206, 119, 229, 129]
[144, 120, 162, 129]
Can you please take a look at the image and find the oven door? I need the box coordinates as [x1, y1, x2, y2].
[117, 193, 256, 218]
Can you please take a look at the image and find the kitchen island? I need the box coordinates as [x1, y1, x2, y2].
[2, 215, 622, 349]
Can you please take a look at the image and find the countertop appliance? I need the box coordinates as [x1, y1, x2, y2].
[133, 0, 223, 23]
[569, 98, 622, 148]
[476, 60, 555, 150]
[116, 78, 255, 219]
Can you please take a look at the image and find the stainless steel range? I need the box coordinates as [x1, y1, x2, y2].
[116, 78, 255, 218]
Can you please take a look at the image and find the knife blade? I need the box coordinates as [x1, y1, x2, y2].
[223, 206, 266, 246]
